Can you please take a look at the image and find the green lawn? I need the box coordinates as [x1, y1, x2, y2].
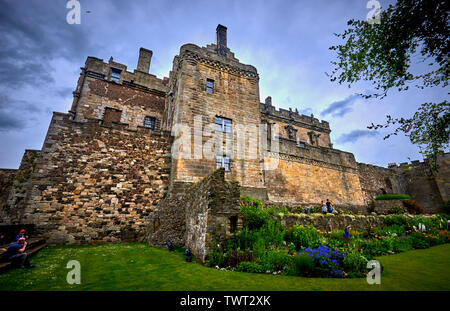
[1, 243, 449, 291]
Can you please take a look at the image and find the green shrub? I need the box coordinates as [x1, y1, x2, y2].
[224, 250, 254, 268]
[443, 200, 450, 214]
[236, 261, 264, 273]
[392, 237, 412, 253]
[259, 250, 292, 272]
[285, 225, 323, 250]
[387, 205, 407, 214]
[207, 249, 226, 267]
[377, 225, 406, 236]
[385, 214, 409, 227]
[409, 232, 430, 249]
[293, 253, 315, 276]
[240, 197, 272, 230]
[343, 250, 368, 274]
[374, 194, 411, 200]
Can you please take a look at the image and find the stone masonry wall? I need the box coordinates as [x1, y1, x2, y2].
[0, 168, 17, 216]
[4, 112, 172, 244]
[147, 168, 241, 262]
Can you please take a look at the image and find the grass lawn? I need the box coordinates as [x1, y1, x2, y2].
[0, 242, 449, 291]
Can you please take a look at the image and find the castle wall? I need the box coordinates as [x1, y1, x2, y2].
[0, 168, 17, 215]
[263, 137, 365, 208]
[2, 112, 172, 244]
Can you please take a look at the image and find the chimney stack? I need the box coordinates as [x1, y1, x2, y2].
[216, 24, 227, 56]
[136, 47, 153, 73]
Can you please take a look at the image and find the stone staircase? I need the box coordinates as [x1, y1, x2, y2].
[0, 238, 46, 273]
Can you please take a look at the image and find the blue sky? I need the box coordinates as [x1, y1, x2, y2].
[0, 0, 447, 168]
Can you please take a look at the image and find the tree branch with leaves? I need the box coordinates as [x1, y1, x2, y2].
[328, 0, 449, 174]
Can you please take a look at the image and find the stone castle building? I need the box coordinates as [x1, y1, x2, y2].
[0, 25, 448, 250]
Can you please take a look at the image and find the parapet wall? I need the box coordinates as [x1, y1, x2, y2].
[1, 112, 172, 244]
[264, 138, 366, 208]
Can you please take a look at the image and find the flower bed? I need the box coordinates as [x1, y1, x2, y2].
[206, 196, 450, 278]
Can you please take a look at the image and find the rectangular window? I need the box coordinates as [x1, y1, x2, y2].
[206, 79, 214, 93]
[144, 116, 157, 130]
[216, 155, 230, 171]
[215, 116, 232, 133]
[103, 107, 122, 125]
[298, 141, 306, 148]
[110, 68, 122, 82]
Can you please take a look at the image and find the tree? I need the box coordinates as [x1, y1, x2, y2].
[328, 0, 449, 174]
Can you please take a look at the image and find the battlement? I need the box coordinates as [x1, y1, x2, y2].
[81, 51, 169, 94]
[387, 152, 450, 169]
[260, 97, 330, 132]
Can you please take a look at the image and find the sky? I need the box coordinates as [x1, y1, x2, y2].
[0, 0, 447, 169]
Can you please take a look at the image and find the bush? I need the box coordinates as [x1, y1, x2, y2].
[224, 250, 254, 268]
[402, 199, 424, 215]
[374, 194, 411, 200]
[385, 214, 409, 227]
[259, 250, 292, 272]
[240, 197, 272, 230]
[207, 249, 226, 267]
[293, 253, 315, 276]
[387, 205, 407, 214]
[392, 237, 412, 253]
[443, 200, 450, 214]
[285, 225, 323, 251]
[343, 250, 368, 274]
[237, 261, 264, 273]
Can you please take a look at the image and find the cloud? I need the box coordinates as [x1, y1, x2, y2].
[336, 129, 379, 144]
[0, 0, 95, 89]
[321, 94, 360, 117]
[0, 94, 43, 131]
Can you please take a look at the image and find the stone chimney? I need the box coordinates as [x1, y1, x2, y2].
[136, 47, 153, 73]
[216, 24, 227, 56]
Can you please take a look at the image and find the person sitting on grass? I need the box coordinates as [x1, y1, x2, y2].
[1, 238, 36, 269]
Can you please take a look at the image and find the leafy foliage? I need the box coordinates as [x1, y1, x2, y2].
[328, 0, 450, 173]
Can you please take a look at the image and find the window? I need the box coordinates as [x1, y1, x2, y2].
[215, 116, 232, 133]
[110, 68, 121, 82]
[103, 107, 122, 125]
[144, 116, 157, 130]
[298, 141, 306, 148]
[206, 79, 214, 93]
[216, 155, 230, 171]
[229, 216, 238, 233]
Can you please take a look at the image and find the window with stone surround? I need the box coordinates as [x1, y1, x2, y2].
[110, 68, 122, 82]
[215, 116, 232, 133]
[216, 155, 230, 171]
[229, 216, 238, 233]
[298, 141, 306, 148]
[144, 116, 158, 130]
[102, 107, 122, 125]
[206, 79, 214, 93]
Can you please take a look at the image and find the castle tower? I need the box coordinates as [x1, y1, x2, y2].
[166, 25, 266, 196]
